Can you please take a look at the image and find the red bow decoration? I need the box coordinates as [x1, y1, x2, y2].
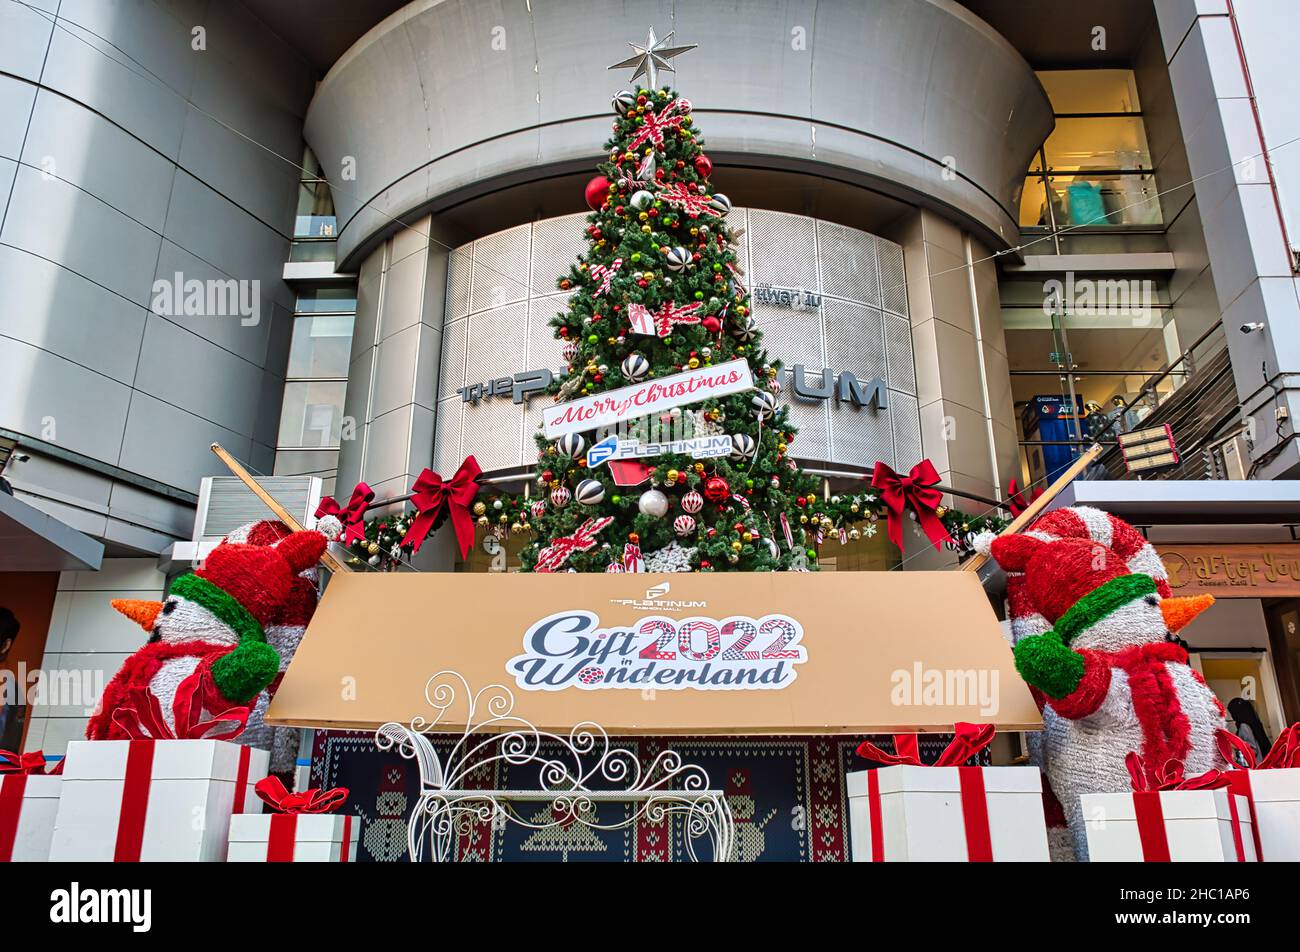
[535, 517, 614, 573]
[1006, 478, 1043, 518]
[655, 182, 725, 218]
[628, 97, 691, 150]
[110, 666, 250, 741]
[401, 457, 482, 559]
[314, 482, 374, 546]
[855, 722, 995, 766]
[1124, 752, 1230, 792]
[0, 750, 60, 775]
[255, 776, 349, 815]
[1217, 724, 1300, 770]
[870, 459, 954, 552]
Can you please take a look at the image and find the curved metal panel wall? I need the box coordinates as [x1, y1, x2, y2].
[432, 210, 920, 476]
[305, 0, 1053, 267]
[0, 0, 314, 547]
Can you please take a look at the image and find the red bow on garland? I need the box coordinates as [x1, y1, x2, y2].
[1217, 723, 1300, 770]
[535, 517, 614, 573]
[870, 459, 954, 553]
[855, 722, 996, 766]
[401, 457, 482, 559]
[255, 776, 349, 815]
[0, 749, 61, 775]
[1006, 478, 1044, 518]
[314, 482, 374, 546]
[1124, 752, 1230, 792]
[110, 667, 250, 741]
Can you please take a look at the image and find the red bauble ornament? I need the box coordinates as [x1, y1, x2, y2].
[701, 316, 722, 334]
[585, 175, 610, 211]
[703, 476, 730, 503]
[694, 154, 713, 177]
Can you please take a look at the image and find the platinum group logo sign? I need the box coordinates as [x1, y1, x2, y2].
[507, 608, 808, 691]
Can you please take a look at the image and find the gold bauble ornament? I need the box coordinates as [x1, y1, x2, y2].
[731, 540, 742, 552]
[367, 542, 379, 555]
[477, 516, 489, 526]
[473, 501, 486, 516]
[498, 514, 508, 524]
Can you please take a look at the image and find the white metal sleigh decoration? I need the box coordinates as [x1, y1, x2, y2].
[375, 670, 735, 862]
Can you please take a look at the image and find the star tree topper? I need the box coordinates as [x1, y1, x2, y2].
[608, 27, 696, 89]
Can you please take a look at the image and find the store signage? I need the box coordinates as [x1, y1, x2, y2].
[586, 433, 731, 467]
[1158, 543, 1300, 598]
[268, 572, 1041, 735]
[541, 358, 751, 438]
[457, 368, 553, 405]
[787, 365, 888, 410]
[753, 284, 822, 310]
[506, 610, 807, 691]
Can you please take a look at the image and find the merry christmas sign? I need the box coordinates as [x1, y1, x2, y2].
[267, 572, 1040, 736]
[541, 358, 751, 438]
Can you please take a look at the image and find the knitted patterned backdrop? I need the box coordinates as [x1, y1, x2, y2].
[311, 730, 985, 862]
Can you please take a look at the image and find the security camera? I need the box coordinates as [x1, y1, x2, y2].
[11, 453, 30, 463]
[1239, 322, 1265, 334]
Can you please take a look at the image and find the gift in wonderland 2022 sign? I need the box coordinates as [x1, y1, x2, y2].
[506, 610, 808, 691]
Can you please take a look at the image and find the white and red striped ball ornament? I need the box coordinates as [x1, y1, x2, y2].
[550, 486, 571, 508]
[530, 500, 546, 519]
[681, 490, 703, 514]
[673, 514, 697, 537]
[561, 341, 578, 361]
[605, 561, 625, 573]
[575, 478, 605, 505]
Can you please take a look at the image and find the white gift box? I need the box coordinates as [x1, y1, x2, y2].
[1230, 768, 1300, 861]
[227, 813, 360, 862]
[0, 774, 62, 862]
[49, 740, 267, 862]
[1082, 788, 1257, 862]
[847, 765, 1050, 862]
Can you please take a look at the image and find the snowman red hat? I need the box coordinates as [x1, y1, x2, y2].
[87, 530, 327, 739]
[976, 505, 1224, 860]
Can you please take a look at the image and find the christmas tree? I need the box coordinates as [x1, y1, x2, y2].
[520, 31, 826, 574]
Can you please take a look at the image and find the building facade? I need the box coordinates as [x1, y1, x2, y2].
[2, 0, 1299, 856]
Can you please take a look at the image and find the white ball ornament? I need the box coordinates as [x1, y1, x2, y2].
[575, 478, 605, 505]
[665, 246, 690, 271]
[630, 190, 655, 210]
[612, 90, 635, 115]
[556, 432, 586, 458]
[751, 391, 778, 420]
[621, 352, 650, 382]
[673, 514, 697, 536]
[730, 433, 755, 460]
[638, 489, 669, 518]
[681, 490, 704, 514]
[550, 486, 571, 508]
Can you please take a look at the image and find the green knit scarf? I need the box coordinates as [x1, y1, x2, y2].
[1052, 573, 1157, 645]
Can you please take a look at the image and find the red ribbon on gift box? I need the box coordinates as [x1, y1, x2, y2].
[1123, 751, 1245, 862]
[255, 777, 351, 862]
[855, 723, 996, 862]
[0, 750, 63, 862]
[1215, 724, 1300, 862]
[107, 668, 254, 862]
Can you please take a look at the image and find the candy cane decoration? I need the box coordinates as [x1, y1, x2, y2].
[590, 258, 622, 296]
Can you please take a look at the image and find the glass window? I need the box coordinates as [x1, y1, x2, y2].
[1046, 173, 1162, 227]
[1044, 117, 1153, 172]
[1037, 69, 1141, 114]
[277, 381, 348, 448]
[294, 287, 358, 313]
[287, 314, 354, 378]
[1020, 175, 1051, 228]
[294, 147, 337, 239]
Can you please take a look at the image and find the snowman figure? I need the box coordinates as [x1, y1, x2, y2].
[355, 764, 412, 862]
[727, 769, 776, 862]
[86, 530, 327, 739]
[977, 506, 1225, 860]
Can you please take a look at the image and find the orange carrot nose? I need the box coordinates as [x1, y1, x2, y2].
[1161, 594, 1215, 632]
[111, 599, 163, 631]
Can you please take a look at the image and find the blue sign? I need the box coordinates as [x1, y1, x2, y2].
[586, 435, 619, 468]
